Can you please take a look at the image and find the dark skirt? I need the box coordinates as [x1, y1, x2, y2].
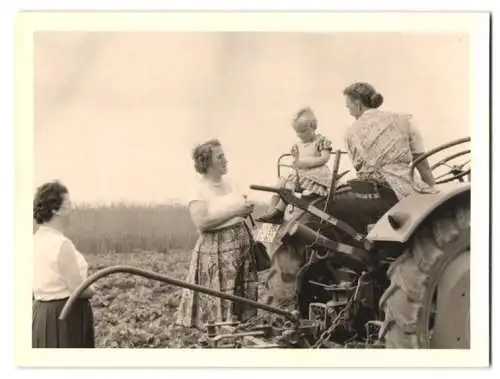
[32, 297, 95, 348]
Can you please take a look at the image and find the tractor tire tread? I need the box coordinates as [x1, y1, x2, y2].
[379, 195, 470, 348]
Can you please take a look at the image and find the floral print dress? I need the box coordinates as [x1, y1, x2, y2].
[284, 133, 334, 196]
[174, 178, 259, 330]
[344, 108, 433, 199]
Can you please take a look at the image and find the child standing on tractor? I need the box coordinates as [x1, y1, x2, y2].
[256, 107, 333, 224]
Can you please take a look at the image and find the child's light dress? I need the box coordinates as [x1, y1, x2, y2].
[284, 133, 333, 196]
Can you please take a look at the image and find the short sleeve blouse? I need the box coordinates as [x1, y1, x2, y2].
[187, 177, 247, 230]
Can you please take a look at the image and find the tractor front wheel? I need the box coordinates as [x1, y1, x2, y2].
[379, 193, 470, 348]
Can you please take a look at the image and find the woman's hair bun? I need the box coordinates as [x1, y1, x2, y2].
[370, 92, 384, 108]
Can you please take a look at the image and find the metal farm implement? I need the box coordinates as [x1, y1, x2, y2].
[59, 137, 471, 349]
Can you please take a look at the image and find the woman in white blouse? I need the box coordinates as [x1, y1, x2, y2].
[174, 139, 259, 330]
[32, 181, 95, 348]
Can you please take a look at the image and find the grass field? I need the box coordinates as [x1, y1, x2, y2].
[62, 202, 269, 348]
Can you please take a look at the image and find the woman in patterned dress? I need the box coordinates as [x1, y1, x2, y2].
[324, 82, 436, 234]
[174, 139, 259, 330]
[256, 107, 333, 224]
[343, 82, 436, 199]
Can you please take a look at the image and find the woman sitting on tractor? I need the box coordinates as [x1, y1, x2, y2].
[329, 82, 437, 234]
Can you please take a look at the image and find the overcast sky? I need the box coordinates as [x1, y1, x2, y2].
[34, 31, 470, 205]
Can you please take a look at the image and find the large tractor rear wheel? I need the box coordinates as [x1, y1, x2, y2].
[379, 192, 470, 348]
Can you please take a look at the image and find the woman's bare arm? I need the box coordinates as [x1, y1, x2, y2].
[189, 200, 253, 232]
[406, 117, 436, 187]
[413, 153, 436, 187]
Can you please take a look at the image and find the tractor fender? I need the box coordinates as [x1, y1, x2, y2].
[366, 183, 470, 244]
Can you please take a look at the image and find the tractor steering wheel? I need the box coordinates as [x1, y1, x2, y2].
[410, 137, 471, 188]
[430, 150, 471, 184]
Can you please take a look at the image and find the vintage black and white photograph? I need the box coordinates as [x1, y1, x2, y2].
[15, 11, 491, 367]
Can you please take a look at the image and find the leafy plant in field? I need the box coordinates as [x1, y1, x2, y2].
[86, 250, 268, 348]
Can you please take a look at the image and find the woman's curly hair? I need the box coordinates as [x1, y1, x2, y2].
[343, 82, 384, 109]
[192, 139, 222, 174]
[33, 180, 69, 224]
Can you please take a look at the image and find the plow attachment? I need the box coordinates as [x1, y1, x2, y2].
[59, 265, 298, 323]
[57, 265, 376, 348]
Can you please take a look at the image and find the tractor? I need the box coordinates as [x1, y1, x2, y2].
[250, 136, 471, 348]
[59, 137, 471, 349]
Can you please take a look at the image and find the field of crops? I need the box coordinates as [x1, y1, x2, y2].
[62, 202, 268, 348]
[64, 202, 200, 255]
[85, 250, 201, 348]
